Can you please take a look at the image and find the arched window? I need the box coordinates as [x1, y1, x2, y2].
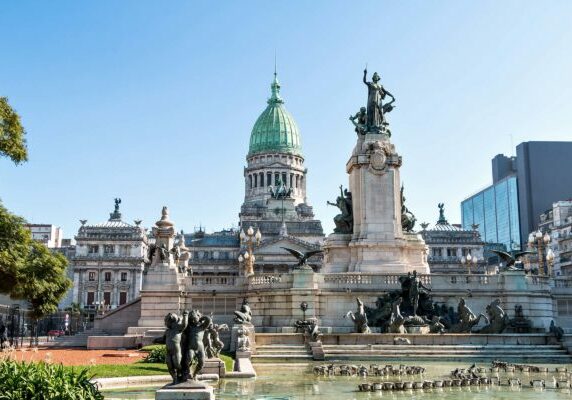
[254, 174, 258, 188]
[267, 172, 272, 187]
[259, 172, 264, 187]
[275, 172, 280, 186]
[282, 172, 287, 186]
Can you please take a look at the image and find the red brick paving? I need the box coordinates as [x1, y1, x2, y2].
[1, 348, 145, 366]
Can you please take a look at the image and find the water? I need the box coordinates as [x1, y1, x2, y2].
[104, 362, 572, 399]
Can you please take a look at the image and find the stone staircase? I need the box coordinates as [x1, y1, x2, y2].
[45, 328, 108, 348]
[252, 344, 313, 362]
[322, 343, 572, 363]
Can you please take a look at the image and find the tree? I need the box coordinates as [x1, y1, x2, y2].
[0, 201, 71, 320]
[13, 241, 71, 320]
[0, 201, 30, 293]
[0, 97, 28, 164]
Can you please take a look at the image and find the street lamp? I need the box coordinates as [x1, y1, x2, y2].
[461, 253, 478, 275]
[238, 226, 262, 276]
[528, 230, 552, 276]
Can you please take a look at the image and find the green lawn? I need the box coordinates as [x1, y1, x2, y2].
[69, 353, 234, 378]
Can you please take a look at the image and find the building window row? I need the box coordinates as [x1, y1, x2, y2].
[86, 291, 128, 306]
[248, 171, 304, 190]
[87, 270, 130, 282]
[251, 154, 303, 165]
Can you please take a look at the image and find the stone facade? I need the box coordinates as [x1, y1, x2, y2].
[71, 203, 147, 318]
[420, 207, 486, 274]
[538, 200, 572, 276]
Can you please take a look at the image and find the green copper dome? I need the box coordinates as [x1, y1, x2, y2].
[248, 74, 302, 157]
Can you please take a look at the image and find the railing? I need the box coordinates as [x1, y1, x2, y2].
[321, 274, 403, 290]
[248, 274, 292, 290]
[554, 277, 572, 288]
[525, 275, 550, 286]
[185, 275, 242, 291]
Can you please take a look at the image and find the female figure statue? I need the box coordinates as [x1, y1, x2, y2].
[363, 69, 395, 131]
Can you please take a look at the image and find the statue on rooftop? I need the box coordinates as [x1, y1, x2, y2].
[114, 198, 121, 213]
[327, 185, 353, 234]
[269, 179, 292, 199]
[363, 68, 395, 133]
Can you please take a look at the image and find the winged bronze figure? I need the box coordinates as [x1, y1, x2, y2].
[490, 250, 535, 270]
[281, 247, 323, 270]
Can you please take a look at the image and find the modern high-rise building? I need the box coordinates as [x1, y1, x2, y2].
[25, 224, 63, 248]
[461, 141, 572, 251]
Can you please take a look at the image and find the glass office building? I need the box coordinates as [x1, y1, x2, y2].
[461, 176, 521, 251]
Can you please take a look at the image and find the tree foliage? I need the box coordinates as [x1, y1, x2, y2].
[0, 97, 28, 164]
[0, 201, 71, 319]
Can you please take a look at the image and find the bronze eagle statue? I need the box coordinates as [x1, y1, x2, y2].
[281, 247, 323, 269]
[490, 250, 535, 270]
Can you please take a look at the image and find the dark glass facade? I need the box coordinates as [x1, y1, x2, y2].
[461, 176, 521, 251]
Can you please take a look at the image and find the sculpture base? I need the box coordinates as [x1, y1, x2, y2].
[230, 323, 255, 352]
[405, 325, 430, 334]
[155, 381, 214, 400]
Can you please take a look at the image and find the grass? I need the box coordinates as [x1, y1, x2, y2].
[72, 353, 234, 378]
[140, 344, 234, 372]
[75, 363, 169, 378]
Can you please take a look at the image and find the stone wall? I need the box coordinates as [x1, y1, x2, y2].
[94, 297, 141, 335]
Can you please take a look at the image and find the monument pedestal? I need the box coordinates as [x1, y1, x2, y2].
[230, 323, 255, 353]
[201, 358, 225, 377]
[155, 381, 214, 400]
[323, 133, 429, 274]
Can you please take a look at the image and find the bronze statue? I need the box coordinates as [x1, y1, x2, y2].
[490, 249, 534, 271]
[281, 247, 323, 270]
[114, 198, 121, 213]
[234, 298, 252, 324]
[400, 186, 416, 232]
[327, 185, 353, 234]
[349, 107, 367, 135]
[476, 299, 509, 334]
[203, 320, 228, 358]
[388, 297, 406, 334]
[408, 271, 430, 316]
[344, 298, 371, 333]
[163, 311, 188, 384]
[450, 298, 489, 333]
[363, 68, 395, 132]
[180, 310, 212, 381]
[269, 179, 292, 199]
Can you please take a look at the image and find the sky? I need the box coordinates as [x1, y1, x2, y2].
[1, 1, 572, 238]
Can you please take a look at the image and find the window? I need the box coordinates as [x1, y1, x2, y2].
[267, 173, 272, 187]
[119, 292, 127, 305]
[88, 245, 99, 254]
[103, 292, 111, 306]
[121, 272, 128, 282]
[88, 272, 96, 281]
[104, 245, 114, 254]
[86, 292, 95, 306]
[447, 248, 457, 257]
[432, 248, 442, 257]
[462, 248, 470, 257]
[104, 272, 112, 282]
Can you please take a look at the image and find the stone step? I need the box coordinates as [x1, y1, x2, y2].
[322, 345, 564, 351]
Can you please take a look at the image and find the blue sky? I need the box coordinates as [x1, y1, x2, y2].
[1, 1, 572, 238]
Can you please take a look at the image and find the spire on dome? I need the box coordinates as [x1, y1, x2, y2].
[269, 71, 283, 104]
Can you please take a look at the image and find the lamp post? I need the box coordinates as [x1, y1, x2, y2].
[461, 252, 478, 275]
[528, 230, 552, 276]
[238, 226, 262, 277]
